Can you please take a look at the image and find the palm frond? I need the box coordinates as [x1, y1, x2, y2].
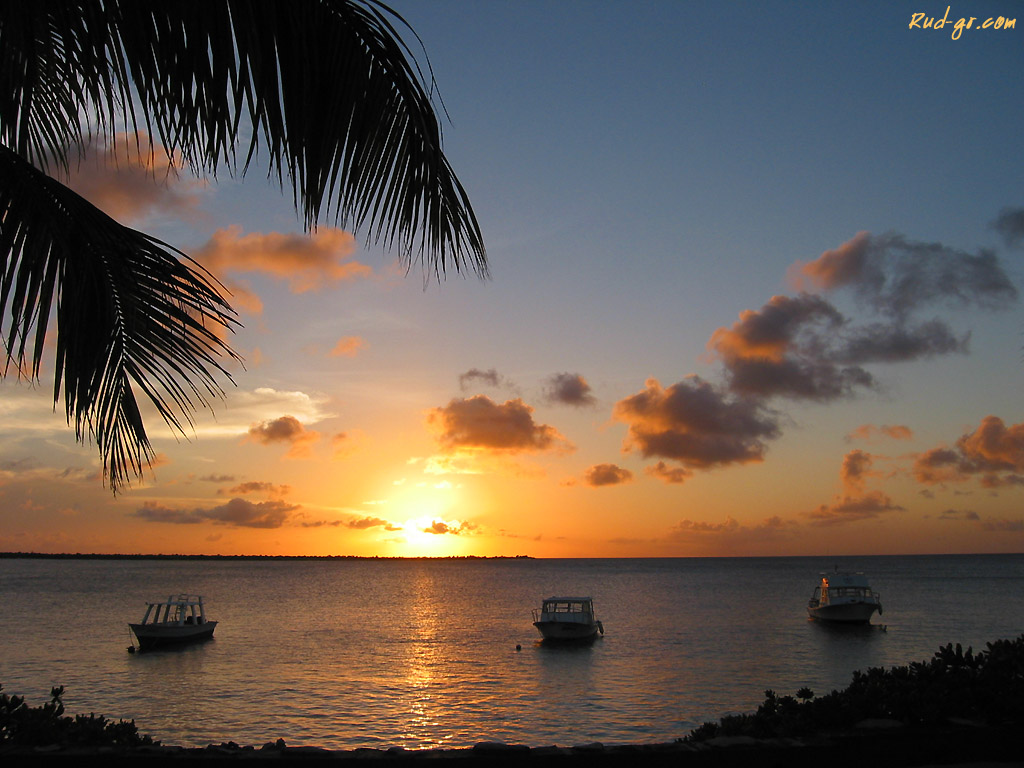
[0, 145, 238, 491]
[2, 0, 487, 277]
[0, 0, 485, 489]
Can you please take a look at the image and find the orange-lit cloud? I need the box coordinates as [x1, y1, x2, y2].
[427, 396, 570, 454]
[614, 376, 779, 471]
[840, 449, 877, 495]
[346, 516, 402, 531]
[329, 336, 368, 358]
[645, 461, 693, 485]
[707, 294, 875, 401]
[913, 415, 1024, 487]
[583, 463, 633, 487]
[193, 226, 370, 295]
[133, 498, 299, 528]
[219, 481, 292, 497]
[938, 508, 980, 521]
[805, 491, 904, 526]
[245, 415, 320, 459]
[847, 424, 913, 442]
[709, 294, 841, 364]
[806, 449, 903, 526]
[545, 372, 596, 407]
[67, 133, 205, 223]
[788, 231, 873, 293]
[937, 509, 1024, 532]
[708, 293, 970, 401]
[668, 515, 797, 545]
[423, 519, 478, 535]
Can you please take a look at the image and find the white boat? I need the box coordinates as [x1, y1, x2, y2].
[807, 571, 882, 623]
[129, 594, 217, 650]
[532, 596, 604, 641]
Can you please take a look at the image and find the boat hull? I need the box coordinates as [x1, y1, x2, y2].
[807, 603, 880, 624]
[130, 621, 217, 650]
[533, 620, 601, 641]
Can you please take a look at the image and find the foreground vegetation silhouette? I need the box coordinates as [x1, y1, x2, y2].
[0, 684, 154, 748]
[686, 635, 1024, 742]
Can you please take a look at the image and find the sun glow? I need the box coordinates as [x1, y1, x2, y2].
[386, 481, 475, 557]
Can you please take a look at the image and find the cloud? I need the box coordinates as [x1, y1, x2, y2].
[219, 481, 291, 497]
[913, 416, 1024, 486]
[979, 518, 1024, 532]
[614, 376, 780, 470]
[938, 508, 980, 521]
[544, 373, 597, 407]
[329, 336, 368, 358]
[836, 320, 968, 363]
[67, 133, 205, 223]
[201, 498, 297, 528]
[583, 463, 633, 487]
[192, 226, 370, 295]
[245, 415, 320, 458]
[847, 424, 914, 442]
[133, 498, 299, 528]
[991, 207, 1024, 249]
[458, 368, 506, 391]
[789, 231, 1017, 318]
[645, 461, 694, 484]
[346, 516, 402, 531]
[427, 396, 570, 454]
[422, 519, 478, 535]
[841, 449, 876, 495]
[668, 515, 797, 545]
[132, 502, 201, 525]
[145, 386, 331, 441]
[708, 294, 968, 401]
[805, 491, 904, 526]
[708, 294, 873, 401]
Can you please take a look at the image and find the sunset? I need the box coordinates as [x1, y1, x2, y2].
[2, 1, 1023, 760]
[2, 3, 1023, 562]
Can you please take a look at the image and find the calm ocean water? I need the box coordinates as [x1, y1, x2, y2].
[1, 554, 1022, 750]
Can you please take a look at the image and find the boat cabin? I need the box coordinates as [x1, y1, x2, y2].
[813, 573, 876, 606]
[535, 597, 595, 622]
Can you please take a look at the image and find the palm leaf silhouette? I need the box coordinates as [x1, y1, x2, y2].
[0, 0, 486, 491]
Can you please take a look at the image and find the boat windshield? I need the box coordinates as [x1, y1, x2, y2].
[543, 600, 592, 614]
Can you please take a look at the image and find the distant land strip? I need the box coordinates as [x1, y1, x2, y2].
[0, 552, 534, 561]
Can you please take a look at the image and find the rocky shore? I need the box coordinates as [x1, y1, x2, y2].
[3, 721, 1022, 767]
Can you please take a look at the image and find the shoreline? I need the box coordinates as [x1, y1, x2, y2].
[3, 722, 1023, 766]
[0, 552, 535, 561]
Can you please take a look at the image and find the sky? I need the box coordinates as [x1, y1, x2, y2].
[2, 0, 1024, 558]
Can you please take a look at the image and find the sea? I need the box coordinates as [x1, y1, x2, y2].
[1, 554, 1022, 750]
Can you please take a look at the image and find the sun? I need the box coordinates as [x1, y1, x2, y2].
[386, 481, 474, 557]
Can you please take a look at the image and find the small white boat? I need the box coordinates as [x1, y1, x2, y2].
[532, 596, 604, 641]
[807, 571, 882, 624]
[129, 594, 217, 650]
